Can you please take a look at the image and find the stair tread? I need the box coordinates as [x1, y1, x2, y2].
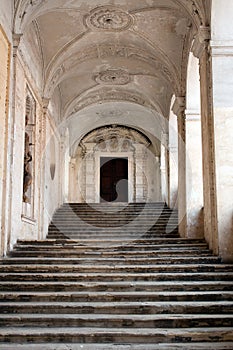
[0, 343, 232, 350]
[1, 313, 233, 319]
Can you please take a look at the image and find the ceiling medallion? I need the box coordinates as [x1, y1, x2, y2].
[95, 69, 131, 85]
[85, 6, 133, 31]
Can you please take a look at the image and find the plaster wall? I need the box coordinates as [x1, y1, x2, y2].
[43, 116, 62, 237]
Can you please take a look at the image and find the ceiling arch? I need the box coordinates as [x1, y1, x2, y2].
[14, 0, 211, 127]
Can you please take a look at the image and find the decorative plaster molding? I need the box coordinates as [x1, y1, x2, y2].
[191, 26, 210, 58]
[94, 69, 131, 85]
[71, 89, 154, 115]
[85, 6, 133, 32]
[45, 44, 178, 98]
[97, 109, 124, 118]
[82, 125, 151, 148]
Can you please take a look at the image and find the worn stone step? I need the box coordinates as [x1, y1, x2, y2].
[0, 301, 233, 315]
[0, 291, 232, 303]
[0, 313, 232, 328]
[0, 342, 232, 350]
[1, 280, 232, 292]
[8, 249, 216, 258]
[1, 264, 232, 274]
[0, 327, 232, 343]
[0, 256, 221, 265]
[13, 243, 209, 252]
[0, 272, 232, 282]
[47, 229, 179, 240]
[16, 238, 205, 245]
[11, 244, 210, 252]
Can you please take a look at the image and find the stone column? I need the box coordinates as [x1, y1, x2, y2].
[192, 26, 218, 254]
[169, 110, 178, 209]
[161, 132, 169, 205]
[172, 97, 187, 237]
[210, 2, 233, 261]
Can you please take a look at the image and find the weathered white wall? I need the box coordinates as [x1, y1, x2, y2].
[211, 0, 233, 261]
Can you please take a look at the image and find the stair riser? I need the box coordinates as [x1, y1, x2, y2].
[1, 257, 221, 265]
[0, 273, 232, 282]
[1, 304, 233, 315]
[1, 317, 232, 328]
[1, 293, 232, 303]
[8, 250, 214, 258]
[1, 266, 232, 273]
[1, 282, 232, 292]
[0, 329, 232, 344]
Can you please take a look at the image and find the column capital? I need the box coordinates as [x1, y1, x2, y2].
[191, 26, 211, 59]
[172, 96, 186, 118]
[12, 33, 23, 56]
[161, 132, 169, 146]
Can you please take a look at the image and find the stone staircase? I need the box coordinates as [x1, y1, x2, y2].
[0, 202, 233, 349]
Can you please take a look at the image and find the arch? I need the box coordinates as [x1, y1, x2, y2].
[68, 124, 161, 203]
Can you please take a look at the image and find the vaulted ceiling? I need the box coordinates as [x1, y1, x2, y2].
[14, 0, 211, 147]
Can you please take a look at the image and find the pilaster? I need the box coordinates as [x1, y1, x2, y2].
[172, 96, 187, 238]
[192, 26, 218, 254]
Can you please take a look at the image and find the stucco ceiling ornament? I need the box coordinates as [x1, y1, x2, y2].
[71, 89, 154, 115]
[97, 109, 124, 118]
[94, 69, 131, 85]
[85, 6, 133, 31]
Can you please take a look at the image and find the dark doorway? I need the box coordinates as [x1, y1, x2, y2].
[100, 157, 128, 202]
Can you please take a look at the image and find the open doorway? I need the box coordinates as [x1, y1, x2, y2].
[100, 157, 128, 202]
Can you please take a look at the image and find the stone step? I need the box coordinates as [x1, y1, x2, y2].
[0, 280, 232, 292]
[13, 243, 209, 251]
[16, 238, 206, 245]
[0, 301, 233, 315]
[46, 233, 179, 239]
[8, 249, 215, 258]
[0, 256, 221, 265]
[1, 264, 232, 274]
[0, 327, 232, 343]
[0, 272, 231, 282]
[0, 313, 232, 328]
[0, 342, 233, 350]
[0, 291, 232, 303]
